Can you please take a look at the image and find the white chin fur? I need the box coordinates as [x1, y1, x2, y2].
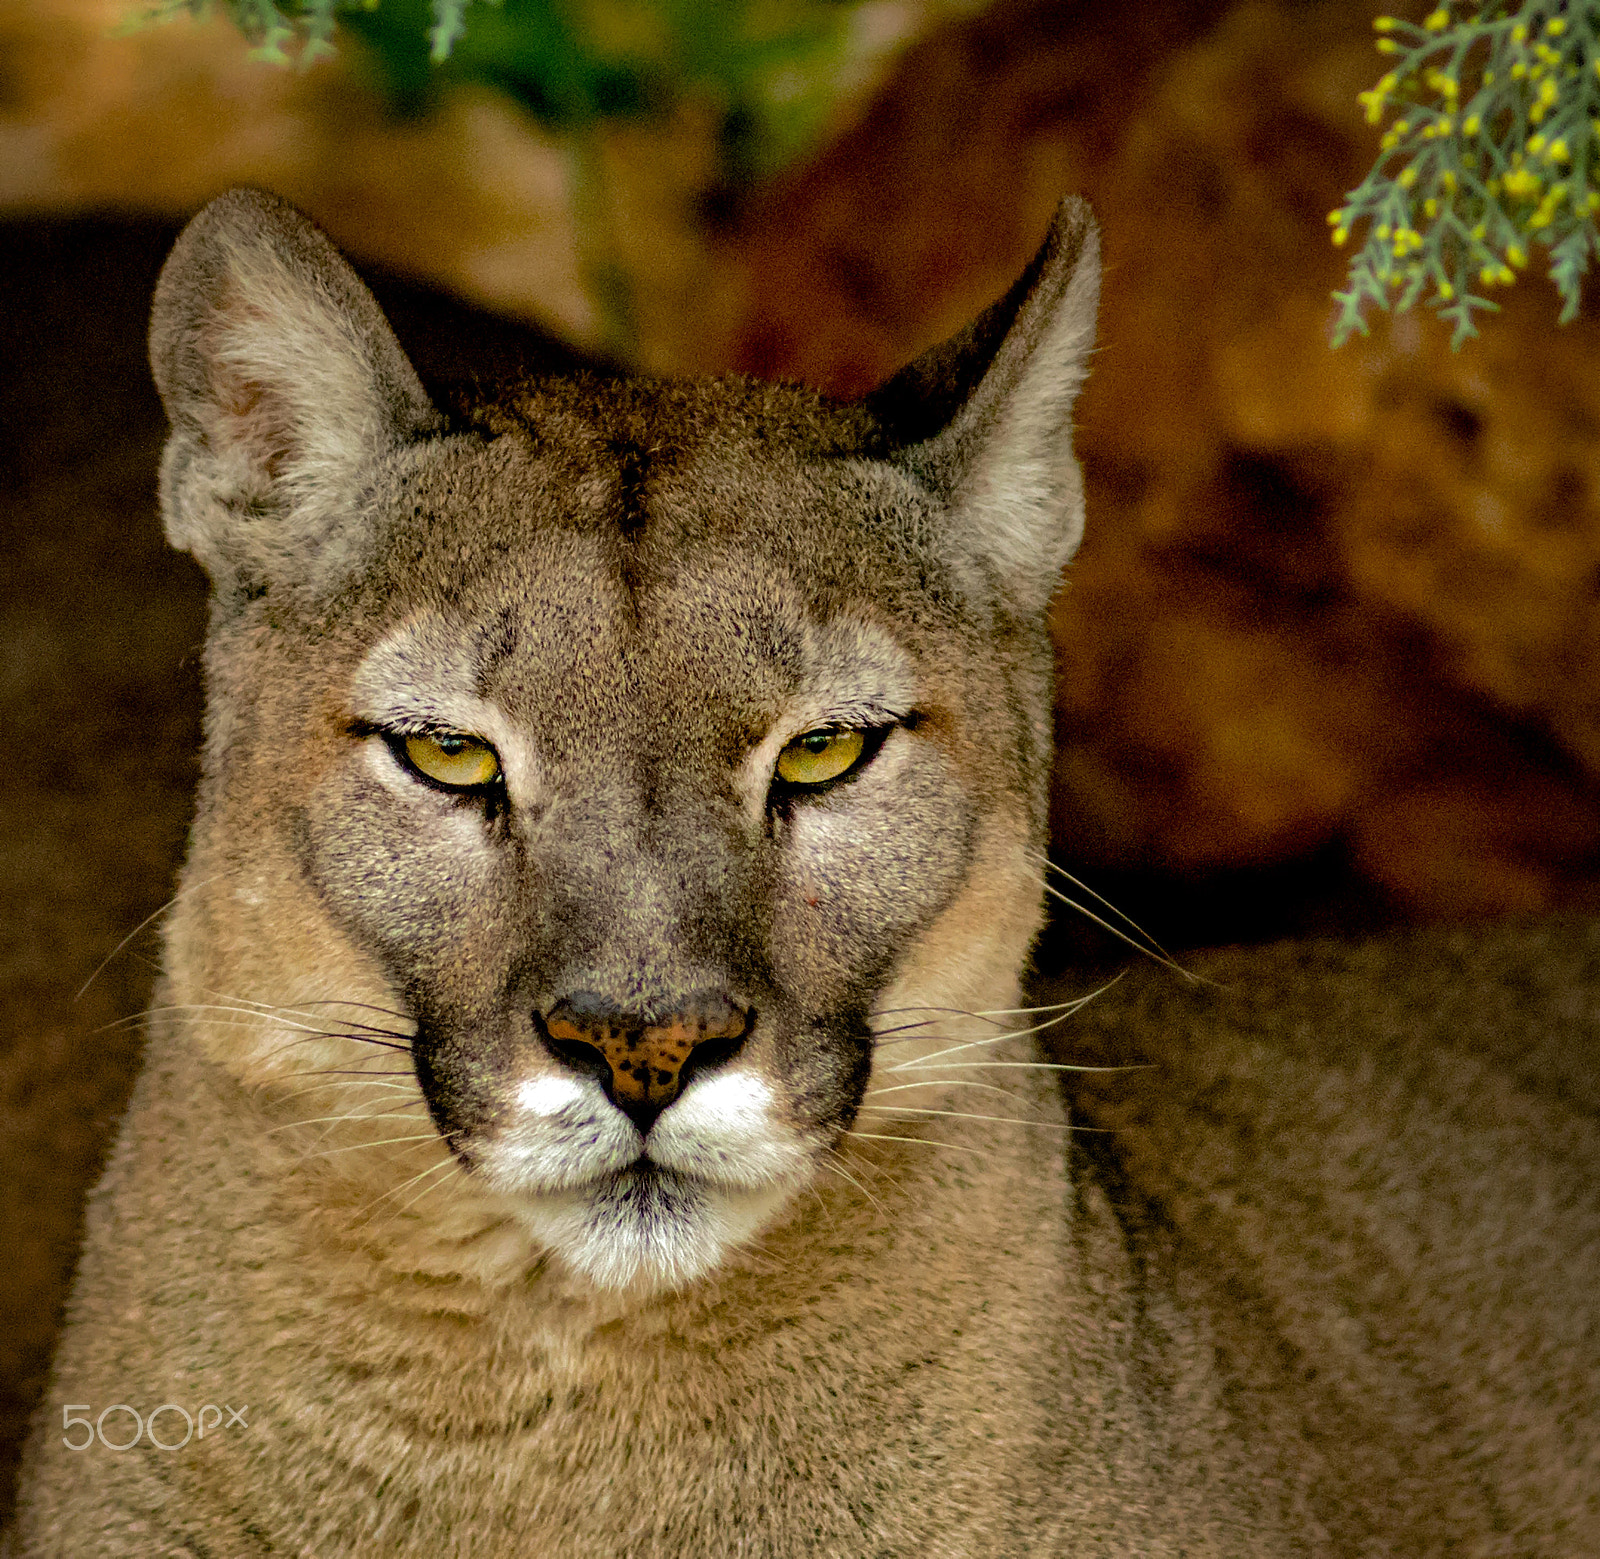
[477, 1068, 812, 1291]
[512, 1171, 796, 1292]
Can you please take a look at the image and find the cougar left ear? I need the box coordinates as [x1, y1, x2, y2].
[150, 187, 444, 599]
[865, 197, 1100, 615]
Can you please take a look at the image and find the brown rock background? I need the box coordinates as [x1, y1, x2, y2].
[4, 0, 1600, 1521]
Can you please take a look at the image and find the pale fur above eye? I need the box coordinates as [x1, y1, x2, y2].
[775, 727, 868, 787]
[399, 733, 502, 789]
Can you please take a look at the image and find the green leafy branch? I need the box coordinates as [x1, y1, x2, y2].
[122, 1, 398, 66]
[1332, 2, 1600, 348]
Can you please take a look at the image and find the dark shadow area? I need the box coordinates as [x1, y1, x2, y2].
[1032, 839, 1404, 977]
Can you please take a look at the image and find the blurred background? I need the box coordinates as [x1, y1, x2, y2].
[3, 0, 1599, 1520]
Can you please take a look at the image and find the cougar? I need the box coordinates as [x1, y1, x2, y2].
[10, 189, 1597, 1556]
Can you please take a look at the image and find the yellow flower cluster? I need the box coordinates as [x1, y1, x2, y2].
[1335, 3, 1600, 348]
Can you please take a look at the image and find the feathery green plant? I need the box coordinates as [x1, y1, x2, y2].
[1332, 2, 1600, 348]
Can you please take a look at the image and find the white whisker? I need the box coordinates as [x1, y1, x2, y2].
[1030, 850, 1178, 961]
[126, 1001, 414, 1051]
[855, 1105, 1069, 1130]
[388, 1159, 464, 1218]
[819, 1151, 886, 1216]
[281, 998, 414, 1023]
[267, 1109, 428, 1135]
[303, 1132, 443, 1159]
[885, 1059, 1146, 1074]
[271, 1077, 419, 1105]
[862, 1078, 1020, 1101]
[1036, 875, 1199, 982]
[843, 1130, 991, 1158]
[357, 1155, 462, 1223]
[886, 976, 1124, 1066]
[74, 872, 228, 1002]
[194, 989, 416, 1041]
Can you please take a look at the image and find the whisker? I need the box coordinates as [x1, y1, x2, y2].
[74, 872, 227, 1002]
[861, 1079, 1021, 1101]
[117, 1002, 415, 1051]
[969, 993, 1125, 1018]
[192, 990, 417, 1042]
[388, 1159, 465, 1219]
[278, 999, 414, 1024]
[868, 1017, 952, 1042]
[263, 1032, 414, 1056]
[818, 1151, 886, 1216]
[870, 1007, 1007, 1029]
[259, 1072, 416, 1105]
[842, 1130, 991, 1158]
[855, 1105, 1070, 1130]
[869, 1004, 1089, 1046]
[270, 1077, 419, 1105]
[266, 1109, 428, 1135]
[1036, 876, 1199, 983]
[357, 1155, 461, 1223]
[885, 1059, 1148, 1074]
[894, 980, 1121, 1066]
[873, 995, 1108, 1022]
[871, 980, 1133, 1051]
[1032, 850, 1179, 961]
[880, 1028, 1041, 1064]
[302, 1132, 443, 1160]
[92, 1004, 301, 1036]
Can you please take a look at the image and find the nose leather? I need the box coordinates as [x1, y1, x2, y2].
[540, 992, 751, 1129]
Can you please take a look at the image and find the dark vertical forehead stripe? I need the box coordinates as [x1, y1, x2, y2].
[610, 438, 651, 541]
[609, 435, 658, 603]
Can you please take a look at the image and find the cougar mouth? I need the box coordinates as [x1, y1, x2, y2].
[504, 1146, 804, 1293]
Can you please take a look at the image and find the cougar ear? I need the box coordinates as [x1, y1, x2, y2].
[149, 187, 443, 597]
[866, 197, 1100, 614]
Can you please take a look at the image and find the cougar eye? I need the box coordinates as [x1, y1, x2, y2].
[399, 733, 502, 790]
[775, 727, 868, 787]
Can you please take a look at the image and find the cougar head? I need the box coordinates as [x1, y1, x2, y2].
[150, 188, 1098, 1291]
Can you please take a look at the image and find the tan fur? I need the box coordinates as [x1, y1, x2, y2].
[9, 191, 1597, 1557]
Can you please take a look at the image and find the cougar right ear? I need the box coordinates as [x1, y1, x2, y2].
[150, 187, 443, 598]
[864, 197, 1100, 617]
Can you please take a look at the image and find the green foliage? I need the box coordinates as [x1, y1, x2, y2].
[122, 0, 348, 65]
[121, 0, 867, 181]
[1332, 2, 1600, 348]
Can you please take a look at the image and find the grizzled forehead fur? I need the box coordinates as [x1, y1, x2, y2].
[275, 370, 1037, 797]
[348, 373, 992, 640]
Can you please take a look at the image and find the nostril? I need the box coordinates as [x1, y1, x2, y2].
[537, 1001, 617, 1083]
[678, 1023, 751, 1093]
[538, 1026, 613, 1086]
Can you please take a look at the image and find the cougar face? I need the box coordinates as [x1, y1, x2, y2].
[291, 411, 1015, 1287]
[149, 189, 1097, 1293]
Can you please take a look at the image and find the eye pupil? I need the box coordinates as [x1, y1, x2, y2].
[436, 735, 467, 755]
[802, 731, 833, 754]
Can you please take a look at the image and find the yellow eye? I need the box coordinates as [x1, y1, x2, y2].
[402, 733, 501, 789]
[775, 727, 867, 787]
